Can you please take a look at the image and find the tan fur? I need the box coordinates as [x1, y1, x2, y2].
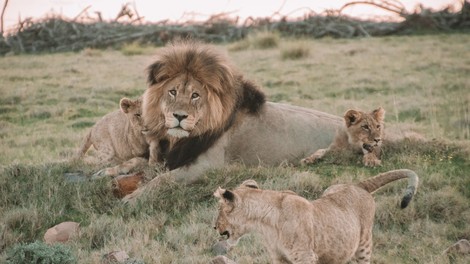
[122, 41, 343, 202]
[213, 169, 418, 264]
[302, 107, 385, 167]
[76, 97, 149, 176]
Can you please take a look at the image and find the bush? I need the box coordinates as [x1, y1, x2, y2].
[281, 43, 310, 60]
[6, 241, 76, 264]
[250, 31, 279, 49]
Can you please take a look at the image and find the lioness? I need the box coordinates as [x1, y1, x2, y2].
[301, 107, 385, 167]
[214, 169, 419, 264]
[121, 40, 343, 202]
[76, 97, 149, 176]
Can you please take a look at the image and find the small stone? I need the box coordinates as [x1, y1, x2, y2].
[211, 240, 231, 255]
[210, 255, 237, 264]
[444, 239, 470, 255]
[44, 221, 80, 244]
[102, 250, 130, 263]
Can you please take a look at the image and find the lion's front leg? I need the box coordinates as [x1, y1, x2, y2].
[148, 140, 160, 166]
[121, 173, 167, 204]
[362, 152, 381, 167]
[301, 148, 328, 165]
[92, 157, 148, 179]
[123, 137, 226, 203]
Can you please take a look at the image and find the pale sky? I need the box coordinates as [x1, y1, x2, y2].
[2, 0, 463, 32]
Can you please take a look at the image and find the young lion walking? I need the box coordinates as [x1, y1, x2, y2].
[213, 169, 418, 264]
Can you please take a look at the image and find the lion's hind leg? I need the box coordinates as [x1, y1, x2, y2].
[300, 148, 328, 165]
[354, 237, 372, 264]
[288, 249, 318, 264]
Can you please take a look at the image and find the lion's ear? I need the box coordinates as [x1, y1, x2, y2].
[120, 98, 132, 113]
[344, 109, 361, 127]
[147, 61, 169, 85]
[372, 107, 385, 122]
[214, 187, 235, 202]
[241, 179, 259, 189]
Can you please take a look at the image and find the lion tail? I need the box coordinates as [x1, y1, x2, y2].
[356, 169, 419, 208]
[75, 130, 92, 159]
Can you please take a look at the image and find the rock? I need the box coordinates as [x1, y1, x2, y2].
[211, 240, 231, 255]
[210, 255, 237, 264]
[444, 239, 470, 255]
[44, 221, 80, 244]
[112, 172, 145, 198]
[101, 250, 130, 263]
[63, 172, 87, 183]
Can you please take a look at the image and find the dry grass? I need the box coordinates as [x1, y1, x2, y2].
[280, 41, 310, 60]
[0, 34, 469, 263]
[228, 31, 280, 51]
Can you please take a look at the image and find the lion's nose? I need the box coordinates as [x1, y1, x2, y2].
[173, 113, 188, 122]
[220, 230, 230, 238]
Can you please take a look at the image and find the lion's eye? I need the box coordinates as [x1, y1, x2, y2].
[169, 89, 177, 96]
[361, 125, 370, 130]
[191, 92, 200, 100]
[134, 113, 141, 118]
[377, 125, 381, 129]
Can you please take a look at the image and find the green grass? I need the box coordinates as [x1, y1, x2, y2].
[0, 34, 469, 263]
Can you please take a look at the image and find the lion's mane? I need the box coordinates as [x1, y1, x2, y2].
[143, 40, 265, 170]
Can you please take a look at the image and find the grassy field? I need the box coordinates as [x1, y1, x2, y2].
[0, 33, 469, 263]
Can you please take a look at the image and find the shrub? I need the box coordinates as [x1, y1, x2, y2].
[250, 31, 279, 49]
[5, 241, 76, 264]
[120, 42, 148, 56]
[281, 42, 310, 60]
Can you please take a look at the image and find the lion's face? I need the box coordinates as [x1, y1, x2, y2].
[213, 186, 253, 246]
[142, 41, 253, 142]
[120, 97, 144, 131]
[344, 107, 385, 154]
[159, 75, 209, 138]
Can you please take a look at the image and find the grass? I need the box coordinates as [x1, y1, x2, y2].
[0, 34, 469, 263]
[228, 31, 280, 51]
[280, 41, 310, 60]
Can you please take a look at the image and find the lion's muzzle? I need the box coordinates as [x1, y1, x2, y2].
[164, 111, 196, 138]
[363, 138, 381, 153]
[220, 230, 230, 239]
[173, 112, 188, 122]
[362, 143, 374, 153]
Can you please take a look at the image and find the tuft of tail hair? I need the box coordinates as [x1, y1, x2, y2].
[356, 169, 419, 209]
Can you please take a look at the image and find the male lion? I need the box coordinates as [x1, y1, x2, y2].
[214, 169, 419, 264]
[76, 97, 149, 176]
[301, 107, 385, 167]
[121, 40, 343, 202]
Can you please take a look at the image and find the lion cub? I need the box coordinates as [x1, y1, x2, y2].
[214, 169, 418, 264]
[76, 97, 149, 176]
[302, 107, 385, 167]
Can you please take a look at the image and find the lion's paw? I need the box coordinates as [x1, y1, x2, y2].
[91, 169, 108, 179]
[300, 155, 321, 165]
[121, 188, 144, 205]
[363, 154, 382, 167]
[300, 157, 314, 165]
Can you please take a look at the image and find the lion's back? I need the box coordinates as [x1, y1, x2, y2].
[226, 102, 342, 166]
